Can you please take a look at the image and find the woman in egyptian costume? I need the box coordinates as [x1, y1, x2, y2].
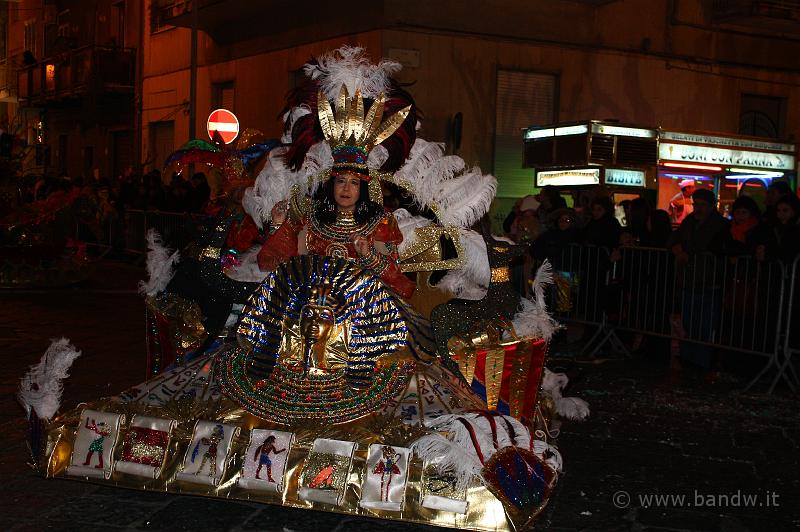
[19, 48, 588, 532]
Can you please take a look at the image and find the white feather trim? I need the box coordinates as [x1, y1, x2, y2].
[411, 433, 482, 491]
[532, 439, 563, 472]
[392, 139, 496, 227]
[555, 396, 591, 420]
[507, 260, 559, 341]
[367, 144, 389, 169]
[305, 46, 401, 101]
[393, 210, 433, 255]
[248, 145, 325, 226]
[18, 338, 82, 420]
[412, 412, 538, 489]
[138, 230, 180, 296]
[280, 105, 311, 144]
[225, 247, 267, 283]
[542, 368, 568, 396]
[436, 229, 490, 300]
[541, 368, 590, 421]
[437, 170, 497, 228]
[241, 187, 267, 229]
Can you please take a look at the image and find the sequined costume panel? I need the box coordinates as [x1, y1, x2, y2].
[257, 212, 415, 299]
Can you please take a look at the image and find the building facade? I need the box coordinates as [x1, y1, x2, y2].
[4, 0, 799, 206]
[4, 0, 140, 182]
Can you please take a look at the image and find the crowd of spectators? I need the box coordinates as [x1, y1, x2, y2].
[503, 181, 800, 268]
[17, 167, 214, 225]
[502, 180, 800, 380]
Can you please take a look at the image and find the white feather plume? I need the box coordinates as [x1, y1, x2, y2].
[436, 229, 490, 300]
[411, 412, 537, 489]
[436, 169, 497, 228]
[393, 209, 433, 255]
[280, 105, 311, 144]
[367, 144, 389, 169]
[392, 139, 496, 227]
[508, 260, 559, 341]
[18, 338, 82, 420]
[247, 144, 328, 227]
[225, 247, 267, 283]
[305, 46, 401, 101]
[138, 229, 180, 296]
[241, 187, 268, 229]
[411, 433, 482, 491]
[393, 139, 448, 209]
[542, 368, 590, 421]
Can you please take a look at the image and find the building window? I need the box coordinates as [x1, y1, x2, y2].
[24, 20, 37, 59]
[57, 10, 70, 38]
[739, 94, 786, 139]
[111, 3, 125, 47]
[494, 70, 557, 198]
[0, 7, 7, 61]
[149, 121, 175, 171]
[151, 1, 185, 33]
[212, 81, 235, 111]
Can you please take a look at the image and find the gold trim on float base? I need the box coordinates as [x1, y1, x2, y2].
[40, 398, 548, 532]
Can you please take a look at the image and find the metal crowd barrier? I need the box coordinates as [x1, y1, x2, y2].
[540, 243, 798, 394]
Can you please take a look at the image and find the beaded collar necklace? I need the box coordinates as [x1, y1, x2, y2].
[308, 204, 383, 242]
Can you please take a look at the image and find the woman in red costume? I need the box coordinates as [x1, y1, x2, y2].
[255, 74, 418, 300]
[257, 171, 415, 299]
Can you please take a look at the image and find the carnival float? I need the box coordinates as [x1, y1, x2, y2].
[19, 47, 589, 531]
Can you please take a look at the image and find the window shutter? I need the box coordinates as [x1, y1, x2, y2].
[494, 70, 555, 198]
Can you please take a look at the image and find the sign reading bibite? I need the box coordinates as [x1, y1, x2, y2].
[207, 109, 239, 144]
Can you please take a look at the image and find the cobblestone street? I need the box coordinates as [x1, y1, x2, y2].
[1, 260, 797, 531]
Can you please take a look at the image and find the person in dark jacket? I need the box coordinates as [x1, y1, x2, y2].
[728, 195, 761, 255]
[670, 188, 730, 374]
[755, 194, 800, 264]
[583, 195, 622, 249]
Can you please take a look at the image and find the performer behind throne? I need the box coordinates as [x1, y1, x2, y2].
[255, 77, 418, 300]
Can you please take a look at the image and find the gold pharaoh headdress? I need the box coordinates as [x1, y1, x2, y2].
[317, 86, 411, 181]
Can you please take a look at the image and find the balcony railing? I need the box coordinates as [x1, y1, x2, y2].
[0, 59, 18, 102]
[711, 0, 800, 28]
[16, 45, 136, 106]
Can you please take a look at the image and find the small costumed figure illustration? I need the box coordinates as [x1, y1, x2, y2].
[191, 424, 224, 476]
[373, 446, 401, 502]
[309, 462, 337, 489]
[253, 435, 286, 482]
[82, 418, 112, 469]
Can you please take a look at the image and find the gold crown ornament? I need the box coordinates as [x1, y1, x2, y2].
[317, 86, 411, 181]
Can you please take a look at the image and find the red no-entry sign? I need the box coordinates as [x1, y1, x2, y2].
[206, 108, 239, 144]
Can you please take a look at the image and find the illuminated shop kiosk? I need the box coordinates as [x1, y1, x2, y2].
[657, 130, 796, 218]
[523, 121, 658, 219]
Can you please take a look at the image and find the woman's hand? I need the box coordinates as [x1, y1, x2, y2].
[271, 200, 288, 224]
[351, 233, 372, 257]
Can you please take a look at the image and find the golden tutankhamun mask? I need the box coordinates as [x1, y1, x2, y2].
[280, 281, 351, 376]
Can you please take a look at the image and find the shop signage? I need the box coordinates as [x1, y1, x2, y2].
[605, 168, 645, 187]
[659, 143, 795, 171]
[535, 168, 600, 187]
[525, 124, 588, 140]
[660, 131, 794, 153]
[592, 124, 656, 138]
